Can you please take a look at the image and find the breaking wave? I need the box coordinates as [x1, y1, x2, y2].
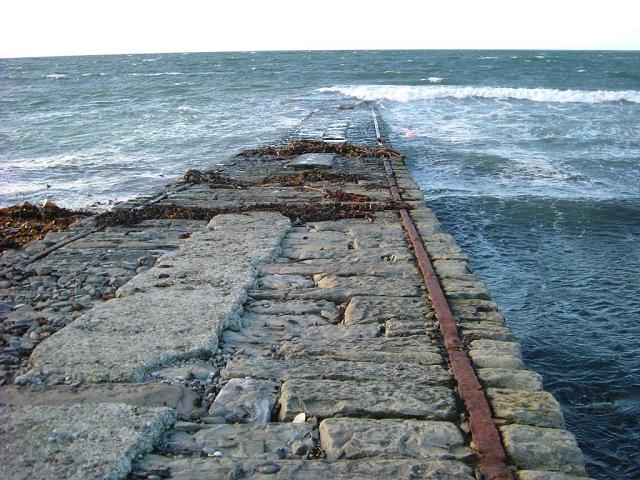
[318, 85, 640, 104]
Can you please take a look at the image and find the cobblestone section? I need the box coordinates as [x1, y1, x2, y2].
[0, 102, 589, 479]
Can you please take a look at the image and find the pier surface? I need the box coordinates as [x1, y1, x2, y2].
[0, 103, 590, 479]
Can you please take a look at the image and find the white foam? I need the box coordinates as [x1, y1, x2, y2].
[427, 77, 443, 83]
[177, 105, 200, 113]
[44, 74, 67, 79]
[317, 85, 640, 104]
[128, 72, 183, 77]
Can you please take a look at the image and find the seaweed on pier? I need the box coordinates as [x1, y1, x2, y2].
[240, 140, 404, 159]
[0, 202, 90, 251]
[178, 169, 249, 188]
[258, 170, 361, 187]
[94, 199, 408, 228]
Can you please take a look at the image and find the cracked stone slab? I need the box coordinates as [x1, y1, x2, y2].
[26, 213, 290, 383]
[488, 388, 565, 429]
[500, 424, 587, 475]
[208, 378, 279, 423]
[0, 383, 203, 421]
[344, 295, 432, 325]
[222, 356, 452, 386]
[161, 423, 314, 459]
[278, 379, 456, 421]
[0, 403, 175, 480]
[319, 417, 473, 461]
[131, 454, 475, 479]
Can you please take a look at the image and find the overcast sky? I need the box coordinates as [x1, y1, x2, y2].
[1, 0, 639, 58]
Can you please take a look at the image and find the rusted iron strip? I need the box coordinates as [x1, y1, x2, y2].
[382, 158, 513, 480]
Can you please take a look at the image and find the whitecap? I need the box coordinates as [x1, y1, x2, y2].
[427, 77, 443, 83]
[44, 74, 67, 79]
[317, 85, 640, 104]
[177, 105, 200, 113]
[128, 72, 184, 77]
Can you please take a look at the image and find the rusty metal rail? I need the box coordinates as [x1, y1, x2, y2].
[374, 109, 512, 480]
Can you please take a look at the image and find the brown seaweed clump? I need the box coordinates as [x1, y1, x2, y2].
[0, 202, 90, 251]
[258, 170, 361, 187]
[177, 169, 249, 188]
[240, 140, 403, 159]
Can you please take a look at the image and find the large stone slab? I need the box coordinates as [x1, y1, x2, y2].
[0, 403, 174, 480]
[162, 423, 314, 459]
[259, 260, 417, 278]
[477, 368, 544, 391]
[0, 383, 202, 421]
[500, 424, 587, 475]
[487, 388, 565, 429]
[278, 379, 456, 421]
[319, 417, 473, 461]
[222, 356, 452, 386]
[25, 213, 290, 383]
[208, 378, 279, 423]
[344, 295, 432, 325]
[131, 454, 475, 479]
[469, 339, 524, 369]
[516, 471, 594, 480]
[292, 153, 335, 169]
[280, 332, 443, 365]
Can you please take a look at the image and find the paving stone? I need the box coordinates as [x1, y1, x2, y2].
[222, 356, 452, 386]
[247, 299, 335, 315]
[278, 379, 456, 421]
[208, 378, 279, 423]
[440, 276, 491, 300]
[319, 417, 473, 461]
[487, 388, 565, 429]
[344, 295, 432, 325]
[161, 423, 314, 459]
[433, 259, 471, 276]
[259, 260, 417, 278]
[477, 368, 544, 391]
[0, 403, 174, 480]
[316, 274, 422, 296]
[459, 322, 515, 342]
[131, 454, 475, 479]
[257, 274, 314, 290]
[0, 383, 203, 421]
[280, 330, 442, 365]
[292, 153, 335, 169]
[500, 424, 587, 475]
[385, 319, 434, 337]
[469, 339, 524, 369]
[516, 471, 594, 480]
[26, 213, 290, 383]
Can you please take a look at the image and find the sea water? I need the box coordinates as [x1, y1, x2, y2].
[1, 50, 639, 478]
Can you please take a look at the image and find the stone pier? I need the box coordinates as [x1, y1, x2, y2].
[0, 102, 590, 479]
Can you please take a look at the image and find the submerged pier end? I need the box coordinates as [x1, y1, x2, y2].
[0, 102, 590, 479]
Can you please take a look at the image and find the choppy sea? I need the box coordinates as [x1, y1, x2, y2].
[1, 50, 639, 478]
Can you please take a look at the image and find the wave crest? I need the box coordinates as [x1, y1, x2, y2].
[317, 85, 640, 104]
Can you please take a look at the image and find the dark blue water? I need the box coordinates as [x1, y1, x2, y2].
[1, 50, 639, 478]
